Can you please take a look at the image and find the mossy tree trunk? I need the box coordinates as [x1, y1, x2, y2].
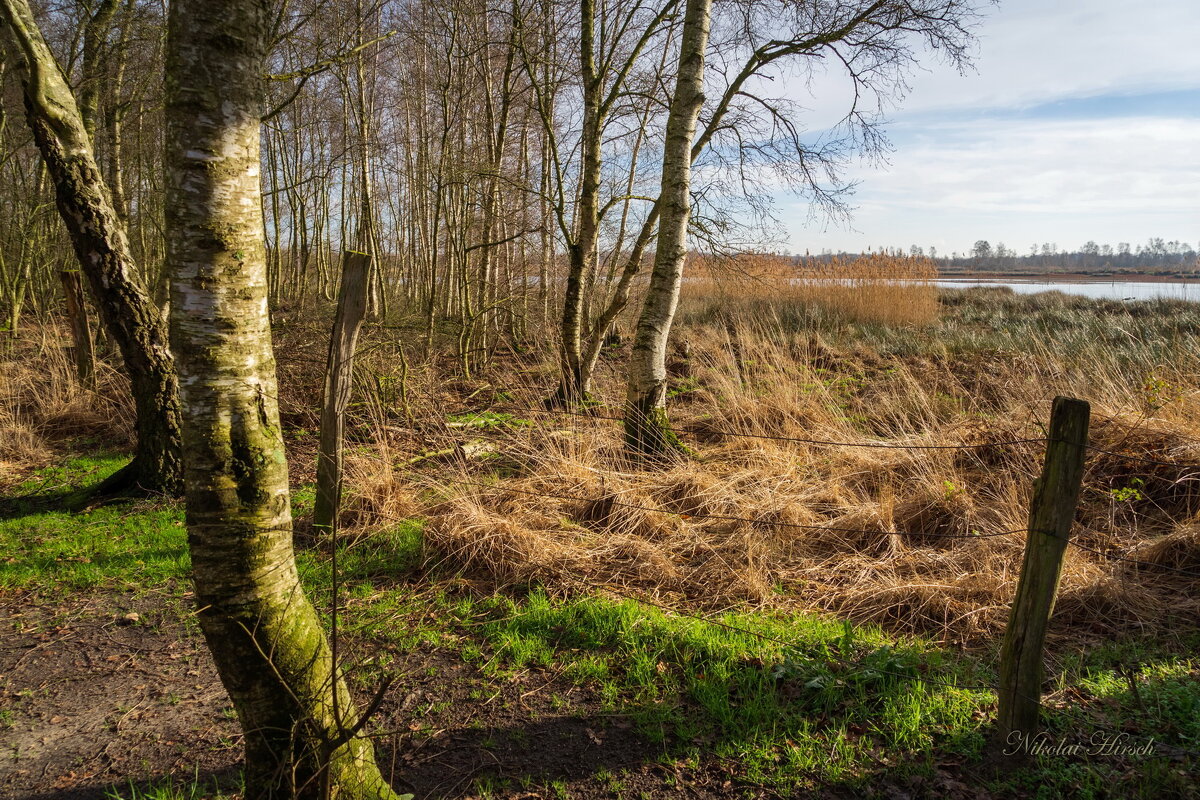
[164, 2, 404, 798]
[0, 0, 182, 495]
[623, 0, 711, 459]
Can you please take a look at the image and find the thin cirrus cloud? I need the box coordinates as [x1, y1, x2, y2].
[782, 0, 1200, 255]
[902, 0, 1200, 113]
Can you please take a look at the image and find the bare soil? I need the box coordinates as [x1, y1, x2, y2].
[0, 590, 238, 800]
[1, 588, 802, 800]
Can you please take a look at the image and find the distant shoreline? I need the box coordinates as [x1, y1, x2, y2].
[938, 271, 1200, 284]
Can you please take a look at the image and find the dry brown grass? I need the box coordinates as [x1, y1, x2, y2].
[0, 329, 132, 483]
[684, 251, 940, 328]
[404, 307, 1200, 645]
[5, 288, 1199, 647]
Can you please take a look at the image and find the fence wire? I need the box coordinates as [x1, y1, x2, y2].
[450, 400, 1200, 468]
[442, 475, 1027, 541]
[1084, 444, 1200, 470]
[428, 407, 1200, 578]
[459, 402, 1052, 451]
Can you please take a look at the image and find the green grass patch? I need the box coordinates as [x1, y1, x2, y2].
[451, 589, 1199, 796]
[0, 456, 189, 590]
[296, 518, 452, 653]
[297, 520, 424, 597]
[447, 410, 532, 429]
[461, 590, 991, 790]
[4, 459, 1196, 798]
[103, 768, 241, 800]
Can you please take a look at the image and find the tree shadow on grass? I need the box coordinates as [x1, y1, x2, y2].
[9, 620, 1197, 800]
[0, 485, 89, 520]
[372, 711, 681, 798]
[0, 455, 145, 521]
[447, 594, 1200, 799]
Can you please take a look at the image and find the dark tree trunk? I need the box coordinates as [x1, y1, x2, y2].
[0, 0, 182, 495]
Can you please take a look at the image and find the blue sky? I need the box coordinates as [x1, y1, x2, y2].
[779, 0, 1200, 256]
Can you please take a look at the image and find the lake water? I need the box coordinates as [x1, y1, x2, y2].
[937, 279, 1200, 303]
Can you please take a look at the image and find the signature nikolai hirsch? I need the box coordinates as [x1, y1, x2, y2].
[1004, 730, 1158, 758]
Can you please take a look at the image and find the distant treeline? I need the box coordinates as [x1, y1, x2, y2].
[799, 238, 1200, 274]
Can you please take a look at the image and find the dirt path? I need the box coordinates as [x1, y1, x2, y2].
[0, 591, 238, 799]
[0, 590, 757, 800]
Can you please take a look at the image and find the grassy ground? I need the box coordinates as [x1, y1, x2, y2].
[2, 459, 1197, 798]
[2, 286, 1199, 798]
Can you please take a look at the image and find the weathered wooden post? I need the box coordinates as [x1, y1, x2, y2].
[995, 395, 1090, 754]
[313, 251, 371, 535]
[59, 270, 96, 389]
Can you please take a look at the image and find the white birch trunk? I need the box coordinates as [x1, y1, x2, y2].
[624, 0, 711, 458]
[164, 3, 404, 797]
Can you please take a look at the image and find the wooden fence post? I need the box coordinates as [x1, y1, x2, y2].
[59, 270, 95, 389]
[313, 251, 371, 536]
[995, 395, 1090, 754]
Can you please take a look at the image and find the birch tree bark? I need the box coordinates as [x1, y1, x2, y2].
[621, 0, 978, 458]
[623, 0, 710, 458]
[551, 0, 604, 406]
[165, 2, 403, 798]
[0, 0, 182, 494]
[517, 0, 679, 406]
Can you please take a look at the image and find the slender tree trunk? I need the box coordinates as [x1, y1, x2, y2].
[352, 0, 384, 319]
[79, 0, 118, 144]
[164, 3, 404, 799]
[60, 269, 95, 388]
[103, 0, 135, 224]
[548, 0, 602, 406]
[624, 0, 711, 458]
[578, 205, 660, 384]
[0, 0, 182, 494]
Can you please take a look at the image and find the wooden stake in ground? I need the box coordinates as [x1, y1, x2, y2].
[59, 270, 95, 389]
[995, 395, 1090, 754]
[314, 250, 371, 536]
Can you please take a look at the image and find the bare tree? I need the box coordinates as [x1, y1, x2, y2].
[623, 0, 982, 457]
[515, 0, 680, 404]
[624, 0, 709, 457]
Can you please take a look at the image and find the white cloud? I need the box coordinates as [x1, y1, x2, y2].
[729, 1, 1200, 253]
[785, 116, 1200, 253]
[873, 117, 1200, 213]
[886, 0, 1200, 114]
[773, 0, 1200, 125]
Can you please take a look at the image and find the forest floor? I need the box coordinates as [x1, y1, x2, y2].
[0, 463, 978, 800]
[3, 287, 1200, 799]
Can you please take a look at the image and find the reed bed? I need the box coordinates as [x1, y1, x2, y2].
[683, 252, 940, 328]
